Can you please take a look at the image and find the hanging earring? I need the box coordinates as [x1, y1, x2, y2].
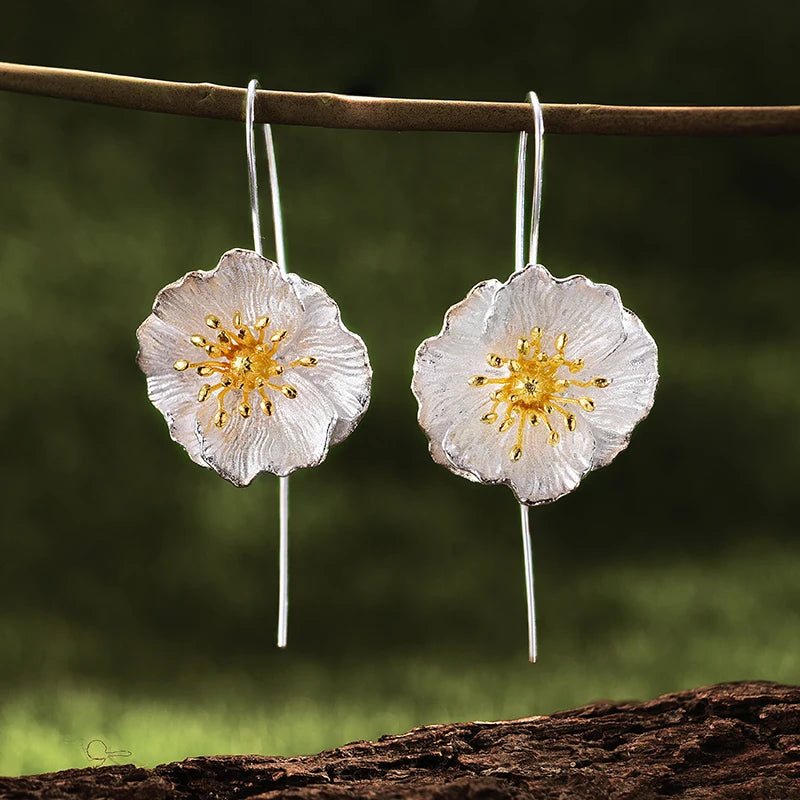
[136, 80, 372, 647]
[411, 92, 658, 662]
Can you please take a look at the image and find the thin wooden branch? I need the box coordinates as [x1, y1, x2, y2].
[2, 62, 800, 136]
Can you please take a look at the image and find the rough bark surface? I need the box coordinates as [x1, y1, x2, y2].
[3, 681, 800, 799]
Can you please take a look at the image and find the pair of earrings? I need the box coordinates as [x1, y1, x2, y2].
[136, 86, 658, 660]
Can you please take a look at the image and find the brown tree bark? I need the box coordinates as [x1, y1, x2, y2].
[3, 681, 800, 799]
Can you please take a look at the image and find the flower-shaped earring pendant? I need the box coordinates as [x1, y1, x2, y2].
[413, 265, 656, 505]
[136, 81, 371, 648]
[138, 248, 370, 486]
[412, 92, 658, 661]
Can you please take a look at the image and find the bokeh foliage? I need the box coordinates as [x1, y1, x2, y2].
[1, 0, 799, 777]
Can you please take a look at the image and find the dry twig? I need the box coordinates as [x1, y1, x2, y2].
[2, 62, 800, 136]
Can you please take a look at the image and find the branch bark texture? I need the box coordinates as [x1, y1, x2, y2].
[3, 681, 799, 798]
[2, 63, 800, 136]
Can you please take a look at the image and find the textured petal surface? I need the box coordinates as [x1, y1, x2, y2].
[197, 375, 338, 485]
[211, 250, 304, 333]
[582, 308, 659, 468]
[152, 250, 303, 339]
[484, 265, 626, 365]
[136, 313, 207, 467]
[285, 275, 372, 445]
[442, 400, 596, 505]
[411, 280, 502, 478]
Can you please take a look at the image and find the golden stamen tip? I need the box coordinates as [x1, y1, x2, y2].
[592, 377, 610, 388]
[190, 335, 207, 347]
[298, 356, 318, 367]
[566, 414, 577, 432]
[197, 384, 211, 402]
[509, 359, 522, 372]
[569, 358, 585, 374]
[530, 326, 542, 340]
[281, 385, 297, 399]
[217, 330, 230, 344]
[260, 399, 273, 416]
[270, 329, 288, 343]
[213, 410, 229, 428]
[205, 315, 220, 329]
[499, 419, 514, 433]
[517, 338, 530, 355]
[238, 403, 252, 418]
[510, 445, 523, 462]
[548, 431, 560, 447]
[490, 389, 504, 401]
[173, 359, 189, 371]
[221, 376, 233, 387]
[481, 412, 498, 424]
[232, 311, 242, 327]
[555, 332, 568, 352]
[254, 315, 269, 330]
[468, 375, 487, 386]
[579, 397, 596, 412]
[530, 414, 539, 426]
[196, 366, 213, 376]
[486, 354, 504, 368]
[205, 345, 221, 357]
[274, 364, 284, 375]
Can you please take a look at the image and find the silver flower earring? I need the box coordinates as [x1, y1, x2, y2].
[412, 92, 658, 661]
[137, 80, 372, 646]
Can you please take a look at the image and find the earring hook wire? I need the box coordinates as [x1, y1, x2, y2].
[515, 91, 545, 270]
[246, 79, 290, 648]
[514, 91, 545, 663]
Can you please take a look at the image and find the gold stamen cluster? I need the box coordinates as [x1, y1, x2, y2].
[173, 310, 317, 428]
[468, 327, 609, 462]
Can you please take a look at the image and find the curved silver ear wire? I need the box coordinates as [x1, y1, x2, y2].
[515, 91, 545, 270]
[515, 91, 545, 663]
[245, 79, 290, 648]
[245, 81, 263, 258]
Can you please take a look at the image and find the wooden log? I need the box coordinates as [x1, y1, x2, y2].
[3, 681, 799, 798]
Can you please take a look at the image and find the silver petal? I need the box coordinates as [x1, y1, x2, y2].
[412, 279, 502, 480]
[583, 307, 659, 469]
[483, 265, 627, 365]
[136, 313, 207, 467]
[286, 274, 372, 446]
[196, 374, 338, 485]
[442, 399, 597, 505]
[151, 249, 303, 337]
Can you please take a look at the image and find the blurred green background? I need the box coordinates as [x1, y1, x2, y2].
[1, 0, 799, 778]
